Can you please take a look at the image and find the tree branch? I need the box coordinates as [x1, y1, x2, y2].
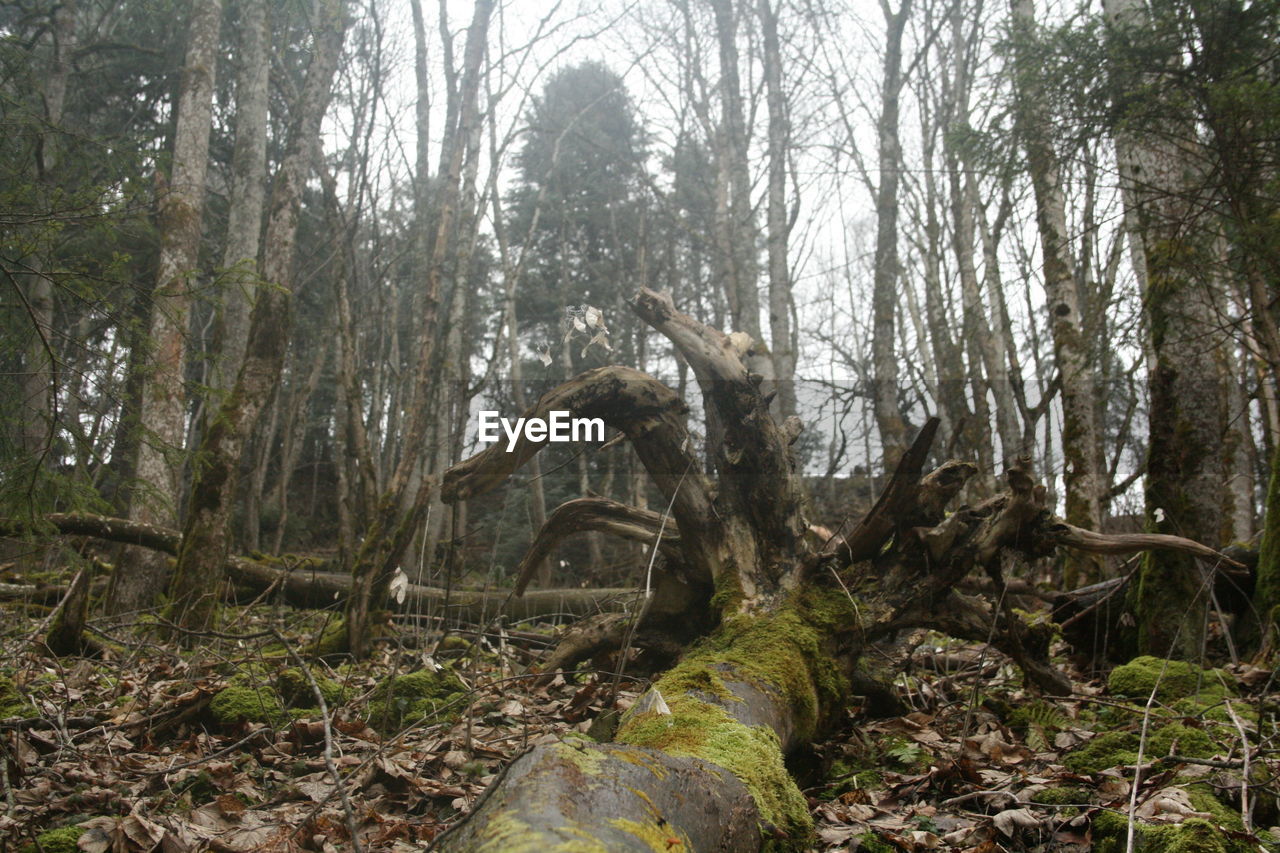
[513, 497, 681, 595]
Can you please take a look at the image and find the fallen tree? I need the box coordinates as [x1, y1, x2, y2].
[432, 287, 1233, 852]
[0, 514, 634, 623]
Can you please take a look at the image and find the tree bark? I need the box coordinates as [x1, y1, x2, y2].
[1008, 0, 1105, 587]
[210, 0, 269, 396]
[164, 0, 346, 630]
[1104, 0, 1227, 659]
[707, 0, 761, 342]
[112, 0, 222, 614]
[758, 0, 796, 418]
[870, 0, 912, 470]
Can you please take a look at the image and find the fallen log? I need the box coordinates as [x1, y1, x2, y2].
[431, 287, 1241, 852]
[0, 514, 635, 623]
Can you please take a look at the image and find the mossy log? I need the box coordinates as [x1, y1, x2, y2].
[433, 288, 1236, 852]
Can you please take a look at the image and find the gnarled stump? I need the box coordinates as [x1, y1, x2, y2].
[432, 288, 1234, 851]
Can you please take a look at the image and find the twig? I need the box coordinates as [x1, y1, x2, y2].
[1219, 691, 1253, 832]
[272, 629, 363, 853]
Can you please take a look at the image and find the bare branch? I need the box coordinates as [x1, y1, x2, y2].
[513, 497, 681, 596]
[1043, 521, 1243, 568]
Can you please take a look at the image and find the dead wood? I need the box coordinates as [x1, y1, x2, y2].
[431, 289, 1246, 851]
[0, 514, 635, 623]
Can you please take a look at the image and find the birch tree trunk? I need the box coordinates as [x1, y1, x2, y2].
[165, 0, 346, 629]
[211, 0, 269, 395]
[112, 0, 221, 613]
[870, 0, 912, 469]
[1008, 0, 1105, 587]
[758, 0, 796, 418]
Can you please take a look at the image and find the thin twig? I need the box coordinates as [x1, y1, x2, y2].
[272, 629, 363, 853]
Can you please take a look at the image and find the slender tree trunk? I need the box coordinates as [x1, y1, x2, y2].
[345, 0, 494, 657]
[1009, 0, 1104, 587]
[111, 0, 222, 613]
[211, 0, 269, 395]
[165, 0, 346, 630]
[708, 0, 761, 341]
[870, 0, 912, 469]
[758, 0, 796, 418]
[17, 0, 76, 463]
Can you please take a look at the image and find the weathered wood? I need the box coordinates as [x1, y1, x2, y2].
[0, 514, 635, 623]
[512, 497, 680, 596]
[434, 741, 761, 852]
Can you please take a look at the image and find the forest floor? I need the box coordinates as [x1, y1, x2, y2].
[2, 580, 1278, 853]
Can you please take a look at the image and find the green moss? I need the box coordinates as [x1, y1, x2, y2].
[210, 685, 287, 726]
[1092, 812, 1251, 853]
[855, 831, 897, 853]
[0, 674, 33, 718]
[366, 667, 467, 731]
[1185, 785, 1245, 832]
[20, 826, 85, 853]
[310, 618, 348, 657]
[1170, 696, 1257, 725]
[1109, 656, 1235, 704]
[607, 817, 681, 851]
[1063, 723, 1218, 773]
[276, 668, 345, 708]
[618, 700, 810, 847]
[710, 569, 745, 613]
[677, 611, 843, 740]
[1031, 786, 1091, 806]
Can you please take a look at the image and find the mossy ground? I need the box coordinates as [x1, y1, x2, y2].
[1, 672, 34, 718]
[1091, 812, 1252, 853]
[1109, 656, 1235, 705]
[210, 664, 348, 726]
[366, 667, 468, 731]
[1062, 722, 1218, 774]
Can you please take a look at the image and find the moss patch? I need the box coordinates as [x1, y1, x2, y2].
[210, 685, 288, 726]
[0, 674, 34, 718]
[20, 826, 85, 853]
[276, 667, 345, 708]
[618, 699, 810, 848]
[1109, 656, 1234, 704]
[366, 667, 467, 731]
[310, 617, 349, 657]
[1063, 723, 1218, 774]
[1092, 812, 1251, 853]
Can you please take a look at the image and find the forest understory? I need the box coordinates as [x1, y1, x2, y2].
[2, 563, 1278, 853]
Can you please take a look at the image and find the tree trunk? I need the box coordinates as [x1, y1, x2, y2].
[433, 287, 1230, 851]
[708, 0, 761, 342]
[1105, 0, 1227, 659]
[1008, 0, 1105, 587]
[870, 0, 912, 469]
[758, 0, 796, 419]
[112, 0, 222, 614]
[344, 0, 494, 657]
[210, 0, 269, 395]
[165, 0, 346, 630]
